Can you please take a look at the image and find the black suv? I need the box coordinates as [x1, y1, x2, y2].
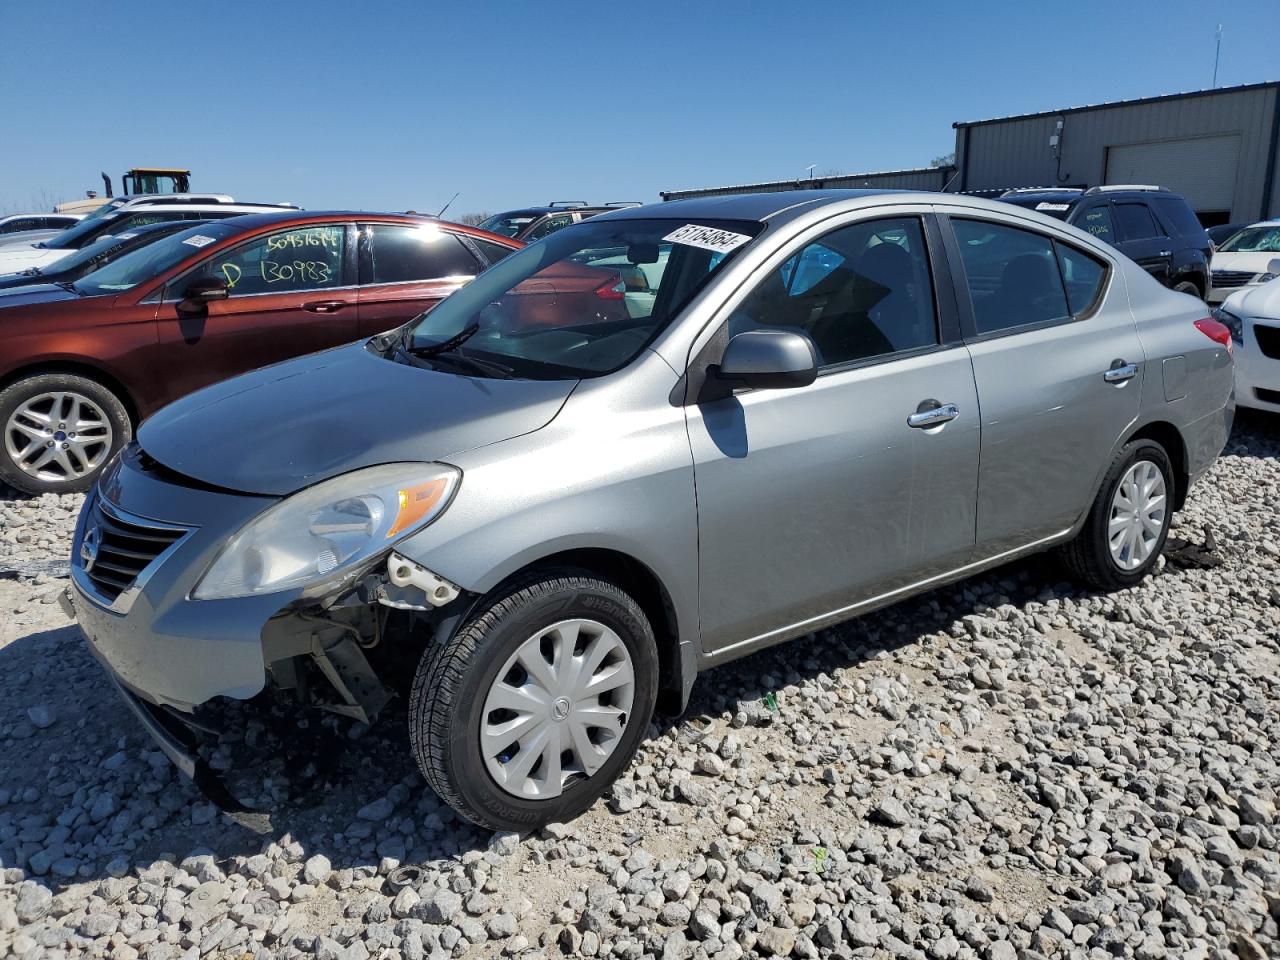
[998, 186, 1211, 298]
[476, 201, 642, 243]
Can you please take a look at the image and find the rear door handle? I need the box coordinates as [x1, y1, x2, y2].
[907, 401, 959, 429]
[1104, 360, 1138, 383]
[303, 300, 349, 313]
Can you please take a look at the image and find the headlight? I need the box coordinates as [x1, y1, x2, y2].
[1211, 307, 1244, 344]
[193, 462, 459, 600]
[1257, 271, 1278, 284]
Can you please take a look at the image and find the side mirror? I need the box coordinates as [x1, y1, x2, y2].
[1268, 258, 1280, 277]
[178, 277, 228, 311]
[714, 330, 817, 391]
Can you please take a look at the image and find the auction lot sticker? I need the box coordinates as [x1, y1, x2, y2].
[663, 224, 752, 254]
[183, 235, 218, 248]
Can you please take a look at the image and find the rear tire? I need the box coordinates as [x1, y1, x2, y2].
[409, 569, 658, 831]
[1059, 439, 1174, 590]
[0, 373, 131, 496]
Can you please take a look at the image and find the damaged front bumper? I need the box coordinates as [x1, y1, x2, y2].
[69, 450, 457, 808]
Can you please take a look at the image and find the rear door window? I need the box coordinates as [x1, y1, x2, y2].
[1113, 203, 1164, 240]
[952, 219, 1070, 335]
[362, 224, 480, 285]
[1054, 243, 1108, 315]
[1151, 196, 1206, 238]
[471, 237, 518, 266]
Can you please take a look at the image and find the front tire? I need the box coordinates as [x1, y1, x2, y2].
[1173, 280, 1202, 299]
[0, 373, 131, 496]
[1060, 439, 1174, 590]
[409, 570, 658, 831]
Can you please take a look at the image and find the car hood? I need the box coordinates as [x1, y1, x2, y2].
[1223, 277, 1280, 319]
[0, 283, 81, 307]
[137, 342, 578, 496]
[1211, 251, 1277, 273]
[0, 247, 62, 270]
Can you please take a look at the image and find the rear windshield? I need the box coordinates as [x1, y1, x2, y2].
[74, 222, 240, 296]
[1219, 226, 1280, 253]
[398, 217, 762, 379]
[1151, 197, 1208, 238]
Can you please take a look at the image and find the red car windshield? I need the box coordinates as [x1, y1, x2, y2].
[73, 223, 241, 296]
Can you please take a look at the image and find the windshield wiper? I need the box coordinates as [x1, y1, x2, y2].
[403, 321, 480, 357]
[19, 266, 42, 276]
[53, 281, 80, 295]
[419, 350, 515, 379]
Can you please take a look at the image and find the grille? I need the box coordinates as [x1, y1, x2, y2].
[1254, 324, 1280, 360]
[1211, 269, 1256, 289]
[81, 499, 186, 603]
[1257, 388, 1280, 406]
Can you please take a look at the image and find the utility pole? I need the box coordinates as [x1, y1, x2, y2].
[806, 164, 817, 181]
[1212, 24, 1222, 88]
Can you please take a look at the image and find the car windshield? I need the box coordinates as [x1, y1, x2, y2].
[477, 212, 540, 238]
[74, 222, 240, 296]
[39, 222, 194, 277]
[40, 211, 130, 250]
[1219, 226, 1280, 253]
[399, 217, 762, 379]
[74, 198, 130, 228]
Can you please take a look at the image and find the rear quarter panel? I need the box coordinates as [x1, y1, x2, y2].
[1124, 261, 1234, 480]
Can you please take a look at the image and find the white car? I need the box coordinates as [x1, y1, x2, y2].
[0, 197, 296, 274]
[1215, 263, 1280, 412]
[1208, 221, 1280, 302]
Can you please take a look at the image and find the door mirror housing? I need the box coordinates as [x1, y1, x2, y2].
[714, 330, 817, 391]
[178, 277, 229, 311]
[1267, 258, 1280, 277]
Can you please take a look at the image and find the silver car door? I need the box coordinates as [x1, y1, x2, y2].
[685, 208, 981, 660]
[939, 207, 1144, 555]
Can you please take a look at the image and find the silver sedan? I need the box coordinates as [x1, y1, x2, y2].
[68, 190, 1235, 830]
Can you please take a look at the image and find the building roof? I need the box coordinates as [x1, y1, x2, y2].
[954, 80, 1280, 128]
[660, 165, 952, 201]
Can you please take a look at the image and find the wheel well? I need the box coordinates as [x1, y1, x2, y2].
[516, 548, 684, 713]
[1126, 420, 1189, 509]
[0, 362, 138, 425]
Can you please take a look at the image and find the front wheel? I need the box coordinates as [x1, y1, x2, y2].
[0, 373, 132, 496]
[1059, 439, 1174, 590]
[1173, 280, 1203, 299]
[409, 570, 658, 831]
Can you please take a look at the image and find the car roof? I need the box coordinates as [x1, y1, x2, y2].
[197, 210, 522, 242]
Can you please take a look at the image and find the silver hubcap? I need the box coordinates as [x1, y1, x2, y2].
[1109, 459, 1167, 571]
[481, 618, 635, 800]
[4, 391, 113, 483]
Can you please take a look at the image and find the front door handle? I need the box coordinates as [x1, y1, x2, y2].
[303, 300, 349, 313]
[1104, 360, 1138, 383]
[907, 401, 959, 429]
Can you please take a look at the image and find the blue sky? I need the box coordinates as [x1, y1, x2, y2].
[4, 1, 1278, 219]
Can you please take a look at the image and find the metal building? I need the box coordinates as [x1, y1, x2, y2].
[660, 81, 1280, 226]
[953, 81, 1280, 225]
[659, 165, 955, 203]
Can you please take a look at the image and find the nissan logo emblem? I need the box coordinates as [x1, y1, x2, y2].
[80, 526, 101, 573]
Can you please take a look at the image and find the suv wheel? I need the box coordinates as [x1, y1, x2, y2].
[409, 570, 658, 831]
[1173, 280, 1202, 299]
[0, 373, 132, 496]
[1059, 439, 1174, 590]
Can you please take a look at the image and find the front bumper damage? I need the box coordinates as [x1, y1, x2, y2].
[68, 451, 464, 811]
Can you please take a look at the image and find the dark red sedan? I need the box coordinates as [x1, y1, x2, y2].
[0, 212, 520, 494]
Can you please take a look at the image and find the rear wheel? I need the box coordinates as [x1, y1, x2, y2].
[0, 373, 131, 495]
[1059, 439, 1174, 590]
[409, 570, 658, 831]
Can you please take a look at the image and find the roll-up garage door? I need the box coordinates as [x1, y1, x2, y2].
[1104, 135, 1240, 213]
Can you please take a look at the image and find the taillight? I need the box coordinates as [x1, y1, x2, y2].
[1194, 316, 1233, 355]
[593, 277, 626, 300]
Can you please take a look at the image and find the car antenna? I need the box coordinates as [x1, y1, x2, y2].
[436, 192, 460, 219]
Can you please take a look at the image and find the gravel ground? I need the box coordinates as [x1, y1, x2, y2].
[1, 413, 1278, 960]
